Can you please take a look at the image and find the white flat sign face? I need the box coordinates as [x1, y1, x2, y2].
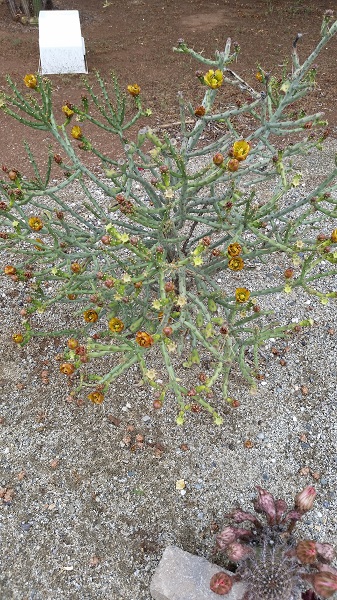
[39, 10, 87, 75]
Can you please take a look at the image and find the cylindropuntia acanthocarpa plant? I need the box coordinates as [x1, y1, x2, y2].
[1, 11, 337, 423]
[210, 486, 337, 599]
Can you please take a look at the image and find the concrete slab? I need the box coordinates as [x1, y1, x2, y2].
[150, 546, 246, 600]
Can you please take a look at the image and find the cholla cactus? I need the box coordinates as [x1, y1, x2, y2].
[1, 12, 337, 423]
[211, 486, 337, 599]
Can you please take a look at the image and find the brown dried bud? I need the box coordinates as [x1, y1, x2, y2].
[101, 235, 111, 245]
[202, 236, 211, 246]
[284, 268, 294, 279]
[102, 280, 114, 290]
[227, 158, 239, 172]
[53, 154, 63, 164]
[213, 152, 224, 166]
[8, 169, 18, 181]
[71, 262, 81, 273]
[212, 248, 221, 257]
[164, 281, 175, 293]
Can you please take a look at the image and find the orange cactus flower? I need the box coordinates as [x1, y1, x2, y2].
[88, 391, 104, 405]
[255, 71, 263, 82]
[227, 158, 240, 172]
[228, 242, 242, 257]
[108, 317, 125, 333]
[232, 140, 250, 161]
[12, 333, 23, 343]
[127, 84, 141, 96]
[4, 265, 16, 276]
[135, 331, 154, 348]
[235, 287, 250, 303]
[71, 126, 82, 140]
[83, 309, 99, 323]
[60, 362, 75, 375]
[194, 105, 206, 117]
[28, 216, 43, 231]
[62, 105, 74, 118]
[24, 74, 37, 89]
[228, 257, 244, 271]
[204, 69, 223, 89]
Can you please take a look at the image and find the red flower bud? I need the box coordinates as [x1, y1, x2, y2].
[225, 509, 262, 527]
[254, 486, 276, 524]
[296, 540, 317, 564]
[295, 486, 316, 513]
[210, 572, 233, 595]
[316, 543, 335, 564]
[226, 542, 252, 561]
[310, 572, 337, 598]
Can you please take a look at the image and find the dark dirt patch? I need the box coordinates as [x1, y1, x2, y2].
[0, 0, 337, 173]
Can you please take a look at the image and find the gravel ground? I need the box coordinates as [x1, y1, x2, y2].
[1, 139, 337, 600]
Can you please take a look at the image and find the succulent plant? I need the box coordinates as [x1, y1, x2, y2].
[210, 486, 337, 599]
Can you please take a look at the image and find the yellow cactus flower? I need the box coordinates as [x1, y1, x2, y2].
[60, 362, 75, 375]
[228, 257, 244, 271]
[67, 338, 79, 349]
[135, 331, 154, 348]
[127, 84, 141, 96]
[330, 229, 337, 243]
[28, 216, 43, 231]
[83, 309, 99, 323]
[228, 242, 242, 257]
[88, 391, 104, 405]
[204, 69, 223, 89]
[232, 140, 250, 161]
[235, 288, 251, 303]
[71, 126, 82, 140]
[12, 333, 24, 343]
[108, 317, 125, 333]
[24, 74, 37, 89]
[62, 105, 74, 118]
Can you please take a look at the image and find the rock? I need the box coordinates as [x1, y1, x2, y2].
[150, 545, 246, 600]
